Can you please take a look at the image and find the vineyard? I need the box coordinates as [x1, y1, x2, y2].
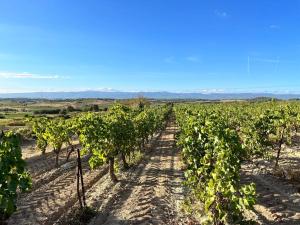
[1, 100, 300, 224]
[174, 101, 300, 224]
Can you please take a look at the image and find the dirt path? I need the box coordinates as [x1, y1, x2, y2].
[88, 122, 186, 225]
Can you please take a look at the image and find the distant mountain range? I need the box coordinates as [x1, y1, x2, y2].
[0, 91, 300, 100]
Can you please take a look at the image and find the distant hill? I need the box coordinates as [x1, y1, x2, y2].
[0, 91, 299, 100]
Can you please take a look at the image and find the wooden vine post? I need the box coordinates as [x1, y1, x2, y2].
[76, 148, 86, 208]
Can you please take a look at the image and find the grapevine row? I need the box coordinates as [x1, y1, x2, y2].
[1, 103, 172, 222]
[174, 100, 300, 224]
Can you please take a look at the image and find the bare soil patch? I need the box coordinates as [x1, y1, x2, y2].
[241, 146, 300, 225]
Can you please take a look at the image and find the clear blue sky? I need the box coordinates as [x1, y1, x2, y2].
[0, 0, 300, 93]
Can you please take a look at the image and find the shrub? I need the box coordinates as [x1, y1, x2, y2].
[0, 132, 31, 222]
[33, 109, 60, 115]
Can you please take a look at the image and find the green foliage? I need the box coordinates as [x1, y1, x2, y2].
[73, 103, 171, 181]
[42, 118, 70, 166]
[43, 118, 68, 153]
[133, 110, 152, 149]
[73, 112, 109, 168]
[105, 104, 135, 157]
[28, 117, 49, 154]
[28, 103, 171, 182]
[33, 109, 60, 115]
[175, 101, 300, 224]
[28, 117, 70, 166]
[0, 132, 31, 220]
[175, 106, 256, 224]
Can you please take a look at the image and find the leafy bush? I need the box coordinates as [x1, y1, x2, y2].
[33, 109, 60, 115]
[0, 132, 31, 222]
[0, 108, 17, 112]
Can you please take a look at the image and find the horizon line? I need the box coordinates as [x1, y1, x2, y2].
[1, 90, 300, 95]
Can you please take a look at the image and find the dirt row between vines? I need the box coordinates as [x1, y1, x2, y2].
[8, 160, 108, 225]
[83, 122, 187, 225]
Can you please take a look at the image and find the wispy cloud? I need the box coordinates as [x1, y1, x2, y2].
[269, 24, 280, 29]
[185, 56, 200, 62]
[0, 72, 70, 79]
[214, 10, 229, 18]
[164, 56, 175, 64]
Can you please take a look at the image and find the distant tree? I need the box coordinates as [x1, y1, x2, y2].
[90, 104, 99, 112]
[59, 108, 67, 115]
[66, 105, 75, 112]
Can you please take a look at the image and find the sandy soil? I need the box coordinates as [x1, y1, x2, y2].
[8, 157, 107, 225]
[242, 144, 300, 225]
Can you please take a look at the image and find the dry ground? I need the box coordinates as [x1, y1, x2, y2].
[241, 145, 300, 225]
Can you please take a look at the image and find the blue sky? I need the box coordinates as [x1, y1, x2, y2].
[0, 0, 300, 93]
